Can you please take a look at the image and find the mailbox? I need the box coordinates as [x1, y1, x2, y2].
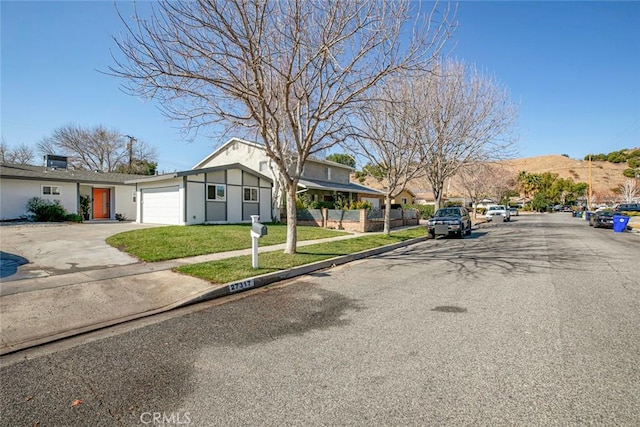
[251, 222, 267, 237]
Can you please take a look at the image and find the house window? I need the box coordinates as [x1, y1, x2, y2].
[42, 185, 61, 196]
[326, 167, 332, 180]
[401, 198, 408, 205]
[243, 186, 259, 202]
[207, 184, 226, 201]
[132, 190, 137, 203]
[259, 161, 269, 172]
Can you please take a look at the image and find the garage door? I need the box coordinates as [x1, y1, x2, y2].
[141, 186, 181, 225]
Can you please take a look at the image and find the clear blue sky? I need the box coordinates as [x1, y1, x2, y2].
[2, 1, 639, 173]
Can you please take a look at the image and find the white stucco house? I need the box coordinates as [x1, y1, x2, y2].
[125, 163, 272, 225]
[0, 162, 141, 221]
[193, 138, 385, 217]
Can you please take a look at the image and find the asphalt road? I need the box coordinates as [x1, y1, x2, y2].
[1, 214, 638, 426]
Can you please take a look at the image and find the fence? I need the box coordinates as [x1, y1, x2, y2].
[292, 208, 419, 232]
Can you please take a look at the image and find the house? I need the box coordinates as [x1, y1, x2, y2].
[0, 161, 141, 221]
[391, 189, 416, 205]
[193, 137, 385, 216]
[125, 163, 272, 225]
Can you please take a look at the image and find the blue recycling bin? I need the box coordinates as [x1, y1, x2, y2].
[585, 211, 592, 221]
[612, 215, 630, 233]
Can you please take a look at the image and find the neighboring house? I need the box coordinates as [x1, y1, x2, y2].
[0, 162, 141, 221]
[391, 189, 416, 205]
[125, 163, 272, 225]
[193, 137, 385, 215]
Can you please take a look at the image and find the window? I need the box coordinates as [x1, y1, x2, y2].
[326, 167, 332, 180]
[243, 186, 259, 202]
[401, 198, 408, 205]
[259, 161, 269, 172]
[42, 185, 61, 196]
[132, 190, 137, 203]
[207, 184, 226, 201]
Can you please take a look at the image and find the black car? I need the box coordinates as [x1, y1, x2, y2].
[427, 207, 472, 239]
[614, 203, 640, 212]
[589, 210, 615, 229]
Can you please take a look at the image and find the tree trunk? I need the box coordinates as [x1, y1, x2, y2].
[284, 185, 298, 254]
[383, 195, 392, 235]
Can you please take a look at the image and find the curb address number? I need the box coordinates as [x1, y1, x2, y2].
[229, 279, 255, 293]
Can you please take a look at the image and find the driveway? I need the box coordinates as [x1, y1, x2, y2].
[0, 222, 163, 281]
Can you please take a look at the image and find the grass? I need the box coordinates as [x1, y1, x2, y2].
[106, 223, 351, 262]
[175, 227, 426, 284]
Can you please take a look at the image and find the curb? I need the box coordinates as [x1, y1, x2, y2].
[1, 236, 426, 356]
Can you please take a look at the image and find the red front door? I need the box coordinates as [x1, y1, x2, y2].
[92, 188, 110, 219]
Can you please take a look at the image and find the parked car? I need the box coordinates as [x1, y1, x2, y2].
[589, 210, 615, 229]
[614, 203, 640, 212]
[509, 206, 519, 216]
[427, 207, 472, 239]
[485, 205, 510, 222]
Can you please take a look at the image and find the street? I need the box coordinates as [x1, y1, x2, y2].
[1, 213, 639, 426]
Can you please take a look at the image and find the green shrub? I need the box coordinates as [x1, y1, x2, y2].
[26, 197, 70, 222]
[404, 204, 434, 219]
[65, 213, 83, 222]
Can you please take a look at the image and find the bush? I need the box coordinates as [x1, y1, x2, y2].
[26, 197, 70, 222]
[66, 213, 83, 223]
[404, 204, 434, 219]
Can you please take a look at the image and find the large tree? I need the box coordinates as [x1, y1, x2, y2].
[110, 0, 453, 253]
[38, 124, 157, 173]
[458, 162, 494, 218]
[0, 140, 35, 164]
[345, 76, 427, 234]
[417, 59, 518, 209]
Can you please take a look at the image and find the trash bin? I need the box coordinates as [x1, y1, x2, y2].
[585, 211, 592, 221]
[612, 215, 630, 233]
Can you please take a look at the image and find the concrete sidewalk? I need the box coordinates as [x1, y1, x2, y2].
[0, 231, 425, 355]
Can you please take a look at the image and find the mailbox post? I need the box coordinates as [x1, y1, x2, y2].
[250, 215, 267, 268]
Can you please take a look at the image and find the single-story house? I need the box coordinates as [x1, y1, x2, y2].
[391, 189, 416, 205]
[193, 137, 385, 215]
[125, 163, 272, 225]
[0, 162, 142, 221]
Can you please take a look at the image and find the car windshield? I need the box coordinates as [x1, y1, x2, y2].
[489, 206, 504, 211]
[435, 208, 461, 217]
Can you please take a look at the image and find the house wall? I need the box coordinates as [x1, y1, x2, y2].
[302, 162, 350, 184]
[186, 173, 206, 225]
[113, 185, 137, 221]
[391, 190, 414, 205]
[0, 178, 77, 220]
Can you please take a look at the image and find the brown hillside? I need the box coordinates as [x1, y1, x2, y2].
[355, 155, 632, 201]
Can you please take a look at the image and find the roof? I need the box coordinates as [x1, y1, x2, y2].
[0, 163, 148, 185]
[193, 137, 355, 171]
[298, 178, 384, 196]
[124, 163, 273, 184]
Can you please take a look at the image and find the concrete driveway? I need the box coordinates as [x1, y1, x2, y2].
[0, 222, 163, 281]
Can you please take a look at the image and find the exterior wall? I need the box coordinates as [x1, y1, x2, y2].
[186, 173, 206, 225]
[392, 190, 415, 205]
[301, 161, 350, 184]
[113, 185, 137, 221]
[0, 178, 77, 220]
[292, 208, 418, 232]
[199, 142, 269, 173]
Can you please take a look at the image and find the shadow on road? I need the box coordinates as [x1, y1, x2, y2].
[0, 251, 29, 279]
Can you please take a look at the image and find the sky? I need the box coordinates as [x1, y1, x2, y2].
[1, 1, 639, 173]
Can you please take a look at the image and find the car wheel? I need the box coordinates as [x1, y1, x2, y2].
[456, 230, 463, 239]
[465, 223, 472, 236]
[428, 231, 435, 239]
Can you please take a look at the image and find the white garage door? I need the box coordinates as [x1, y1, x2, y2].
[361, 197, 381, 209]
[141, 186, 181, 225]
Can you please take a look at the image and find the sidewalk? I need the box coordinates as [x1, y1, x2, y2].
[0, 230, 425, 355]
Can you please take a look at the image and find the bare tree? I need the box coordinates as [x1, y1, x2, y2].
[486, 165, 517, 207]
[345, 76, 427, 234]
[0, 140, 36, 164]
[619, 178, 639, 203]
[458, 162, 494, 218]
[417, 59, 518, 209]
[109, 0, 453, 253]
[38, 124, 156, 172]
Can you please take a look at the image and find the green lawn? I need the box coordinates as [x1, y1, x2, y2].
[106, 223, 351, 262]
[176, 227, 426, 284]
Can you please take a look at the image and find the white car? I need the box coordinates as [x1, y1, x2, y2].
[485, 205, 511, 222]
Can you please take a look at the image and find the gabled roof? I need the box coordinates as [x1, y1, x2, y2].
[193, 137, 355, 171]
[0, 163, 147, 185]
[298, 178, 384, 196]
[124, 163, 273, 184]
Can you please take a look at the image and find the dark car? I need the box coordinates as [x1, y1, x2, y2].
[427, 207, 472, 239]
[589, 210, 615, 229]
[614, 203, 640, 212]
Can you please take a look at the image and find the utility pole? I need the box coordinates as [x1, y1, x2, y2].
[587, 154, 593, 210]
[124, 135, 136, 174]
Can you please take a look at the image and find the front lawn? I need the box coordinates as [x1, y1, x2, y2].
[176, 227, 426, 284]
[106, 223, 350, 262]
